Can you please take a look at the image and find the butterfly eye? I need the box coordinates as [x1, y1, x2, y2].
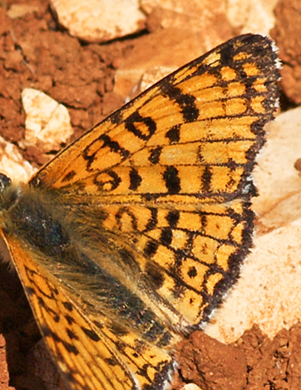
[0, 174, 20, 212]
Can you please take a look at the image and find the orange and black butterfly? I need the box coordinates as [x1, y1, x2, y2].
[0, 34, 279, 390]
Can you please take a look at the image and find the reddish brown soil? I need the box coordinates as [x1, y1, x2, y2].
[271, 0, 301, 106]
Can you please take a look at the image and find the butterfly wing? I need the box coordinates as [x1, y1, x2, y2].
[2, 231, 175, 390]
[32, 34, 278, 194]
[2, 34, 279, 390]
[29, 33, 279, 329]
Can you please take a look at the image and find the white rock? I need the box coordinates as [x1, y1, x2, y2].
[226, 0, 278, 35]
[0, 136, 36, 183]
[179, 384, 204, 390]
[7, 4, 40, 19]
[21, 88, 73, 153]
[50, 0, 146, 42]
[253, 107, 301, 227]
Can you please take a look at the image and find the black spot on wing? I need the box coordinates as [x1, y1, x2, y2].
[64, 341, 79, 355]
[100, 134, 130, 158]
[63, 301, 73, 311]
[187, 266, 197, 278]
[166, 125, 180, 143]
[149, 146, 162, 164]
[42, 327, 79, 356]
[94, 170, 121, 191]
[160, 228, 172, 246]
[166, 210, 180, 228]
[201, 166, 212, 192]
[62, 170, 77, 183]
[161, 84, 199, 122]
[125, 112, 156, 141]
[116, 208, 138, 231]
[163, 166, 181, 194]
[144, 240, 159, 257]
[81, 327, 101, 342]
[83, 134, 130, 170]
[65, 315, 75, 325]
[145, 208, 158, 231]
[129, 168, 142, 191]
[67, 329, 79, 340]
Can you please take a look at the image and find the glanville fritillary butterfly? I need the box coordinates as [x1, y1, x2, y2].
[0, 34, 279, 390]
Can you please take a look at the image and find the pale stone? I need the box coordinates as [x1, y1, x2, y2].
[21, 88, 73, 153]
[253, 107, 301, 228]
[141, 0, 229, 43]
[226, 0, 278, 35]
[0, 136, 36, 183]
[7, 4, 40, 19]
[50, 0, 146, 42]
[179, 384, 204, 390]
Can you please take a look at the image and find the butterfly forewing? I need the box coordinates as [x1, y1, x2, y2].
[0, 34, 279, 390]
[32, 34, 278, 196]
[2, 232, 175, 390]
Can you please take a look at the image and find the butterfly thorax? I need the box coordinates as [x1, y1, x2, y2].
[0, 173, 69, 256]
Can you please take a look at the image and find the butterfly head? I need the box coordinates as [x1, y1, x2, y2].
[0, 173, 11, 193]
[0, 173, 21, 215]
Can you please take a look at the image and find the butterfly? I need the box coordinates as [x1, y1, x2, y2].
[0, 34, 279, 390]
